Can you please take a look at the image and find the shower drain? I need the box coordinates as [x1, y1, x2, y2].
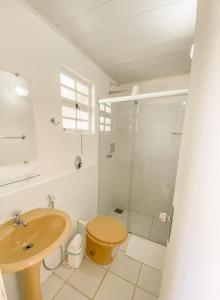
[23, 242, 34, 251]
[114, 208, 124, 214]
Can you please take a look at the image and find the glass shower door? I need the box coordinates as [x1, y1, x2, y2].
[98, 100, 136, 228]
[128, 96, 186, 246]
[98, 96, 186, 246]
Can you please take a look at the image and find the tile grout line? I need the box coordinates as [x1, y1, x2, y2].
[65, 281, 91, 299]
[134, 263, 162, 297]
[131, 286, 137, 300]
[108, 269, 137, 286]
[92, 247, 121, 298]
[65, 257, 98, 299]
[51, 275, 66, 300]
[91, 257, 114, 300]
[124, 251, 163, 272]
[136, 286, 160, 298]
[52, 261, 92, 299]
[135, 262, 143, 286]
[135, 263, 161, 298]
[60, 253, 118, 300]
[53, 263, 75, 282]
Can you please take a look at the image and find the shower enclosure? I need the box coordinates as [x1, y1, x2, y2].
[98, 94, 186, 246]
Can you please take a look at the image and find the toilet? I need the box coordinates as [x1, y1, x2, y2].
[86, 216, 128, 265]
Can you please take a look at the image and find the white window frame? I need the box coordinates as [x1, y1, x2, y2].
[99, 103, 112, 133]
[60, 69, 93, 133]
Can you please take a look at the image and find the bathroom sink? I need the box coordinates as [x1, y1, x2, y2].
[0, 208, 70, 273]
[0, 208, 71, 300]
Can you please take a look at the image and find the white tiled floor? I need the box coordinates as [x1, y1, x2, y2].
[110, 251, 141, 284]
[42, 235, 162, 300]
[42, 274, 64, 300]
[68, 259, 105, 298]
[94, 273, 135, 300]
[137, 264, 162, 296]
[125, 235, 166, 270]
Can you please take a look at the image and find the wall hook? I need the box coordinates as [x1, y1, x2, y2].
[49, 117, 60, 126]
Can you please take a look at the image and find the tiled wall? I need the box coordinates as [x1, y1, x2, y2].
[129, 97, 186, 217]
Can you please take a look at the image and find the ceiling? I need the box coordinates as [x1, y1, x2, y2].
[25, 0, 197, 83]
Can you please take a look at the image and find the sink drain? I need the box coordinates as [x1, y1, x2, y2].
[23, 242, 33, 251]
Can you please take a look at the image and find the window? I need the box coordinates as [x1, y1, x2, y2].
[60, 71, 93, 132]
[99, 103, 112, 132]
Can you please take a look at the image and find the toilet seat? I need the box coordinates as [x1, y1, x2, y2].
[86, 216, 127, 245]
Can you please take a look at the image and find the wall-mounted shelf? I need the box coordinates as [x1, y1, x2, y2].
[0, 135, 26, 140]
[0, 174, 40, 188]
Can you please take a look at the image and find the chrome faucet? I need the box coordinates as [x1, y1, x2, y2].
[13, 210, 28, 227]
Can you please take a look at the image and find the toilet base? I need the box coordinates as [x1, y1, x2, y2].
[86, 234, 114, 265]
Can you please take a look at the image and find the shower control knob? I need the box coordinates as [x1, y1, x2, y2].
[75, 156, 82, 169]
[159, 212, 172, 223]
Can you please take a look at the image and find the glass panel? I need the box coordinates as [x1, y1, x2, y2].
[77, 82, 89, 95]
[105, 118, 111, 125]
[106, 106, 111, 113]
[77, 120, 89, 130]
[61, 86, 76, 101]
[98, 97, 186, 247]
[62, 106, 76, 118]
[77, 110, 89, 120]
[77, 93, 89, 105]
[127, 97, 186, 246]
[105, 125, 111, 132]
[100, 116, 104, 123]
[98, 101, 135, 229]
[60, 73, 75, 89]
[100, 104, 105, 111]
[62, 118, 76, 129]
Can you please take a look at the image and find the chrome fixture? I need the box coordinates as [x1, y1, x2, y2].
[159, 206, 174, 242]
[171, 132, 183, 135]
[23, 242, 34, 251]
[110, 142, 115, 153]
[0, 174, 40, 188]
[47, 194, 55, 209]
[44, 195, 65, 271]
[190, 43, 195, 59]
[13, 210, 28, 227]
[75, 156, 82, 169]
[159, 212, 172, 223]
[49, 117, 60, 126]
[99, 89, 189, 104]
[0, 134, 26, 140]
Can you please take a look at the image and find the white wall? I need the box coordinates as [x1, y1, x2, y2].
[160, 0, 220, 299]
[121, 73, 190, 93]
[0, 1, 111, 299]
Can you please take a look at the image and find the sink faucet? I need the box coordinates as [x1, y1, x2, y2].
[13, 210, 28, 227]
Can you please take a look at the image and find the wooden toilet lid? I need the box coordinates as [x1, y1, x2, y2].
[86, 216, 127, 244]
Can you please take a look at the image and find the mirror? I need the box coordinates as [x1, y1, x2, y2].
[0, 69, 37, 166]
